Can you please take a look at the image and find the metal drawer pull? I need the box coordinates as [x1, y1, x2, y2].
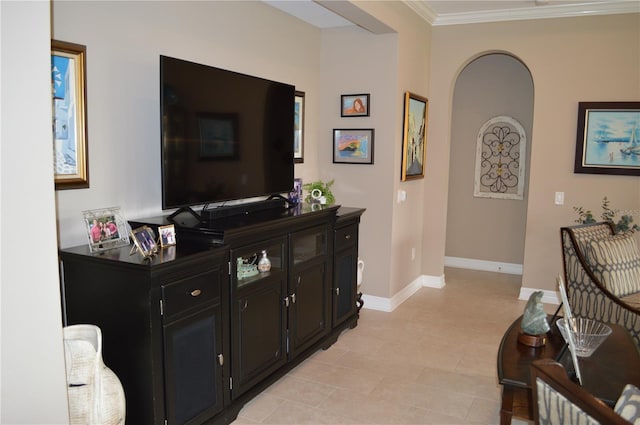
[291, 293, 296, 304]
[344, 234, 351, 240]
[217, 354, 224, 366]
[190, 289, 202, 297]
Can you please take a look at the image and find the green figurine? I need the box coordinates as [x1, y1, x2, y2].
[521, 291, 550, 335]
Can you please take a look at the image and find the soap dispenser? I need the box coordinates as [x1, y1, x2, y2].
[257, 250, 271, 272]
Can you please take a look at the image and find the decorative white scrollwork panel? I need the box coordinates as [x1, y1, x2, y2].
[474, 116, 526, 200]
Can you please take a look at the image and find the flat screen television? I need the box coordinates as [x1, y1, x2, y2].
[160, 55, 295, 211]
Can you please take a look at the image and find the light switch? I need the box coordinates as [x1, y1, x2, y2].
[555, 192, 564, 205]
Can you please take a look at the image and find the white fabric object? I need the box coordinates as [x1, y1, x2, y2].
[63, 325, 126, 425]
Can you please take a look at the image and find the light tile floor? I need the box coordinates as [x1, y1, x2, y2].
[232, 267, 556, 424]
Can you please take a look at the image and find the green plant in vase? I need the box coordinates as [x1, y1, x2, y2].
[303, 179, 335, 205]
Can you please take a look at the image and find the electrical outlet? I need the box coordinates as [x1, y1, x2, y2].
[411, 247, 416, 260]
[555, 192, 564, 205]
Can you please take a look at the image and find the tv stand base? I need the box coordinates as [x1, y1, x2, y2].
[201, 198, 285, 221]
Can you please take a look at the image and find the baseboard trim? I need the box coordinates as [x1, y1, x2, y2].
[444, 256, 523, 275]
[362, 273, 444, 312]
[362, 269, 559, 313]
[519, 286, 560, 305]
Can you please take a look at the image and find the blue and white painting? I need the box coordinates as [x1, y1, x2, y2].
[51, 53, 77, 175]
[584, 110, 640, 167]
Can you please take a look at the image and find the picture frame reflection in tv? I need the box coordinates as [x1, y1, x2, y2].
[198, 113, 239, 159]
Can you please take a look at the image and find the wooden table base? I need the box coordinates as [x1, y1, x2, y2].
[500, 386, 533, 425]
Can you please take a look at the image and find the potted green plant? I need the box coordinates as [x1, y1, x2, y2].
[574, 196, 639, 234]
[302, 179, 335, 205]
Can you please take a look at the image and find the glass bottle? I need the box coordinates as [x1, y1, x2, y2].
[258, 250, 271, 272]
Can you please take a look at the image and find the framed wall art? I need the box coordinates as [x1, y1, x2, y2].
[341, 94, 369, 117]
[83, 207, 130, 253]
[401, 92, 428, 181]
[294, 91, 305, 163]
[52, 40, 89, 190]
[474, 116, 526, 200]
[333, 128, 374, 164]
[574, 101, 640, 176]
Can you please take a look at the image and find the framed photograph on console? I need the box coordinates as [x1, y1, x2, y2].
[158, 224, 176, 247]
[574, 101, 640, 176]
[131, 226, 158, 259]
[52, 40, 89, 190]
[83, 207, 130, 253]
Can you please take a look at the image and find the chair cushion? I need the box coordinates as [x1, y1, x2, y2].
[584, 232, 640, 298]
[536, 378, 601, 425]
[614, 384, 640, 424]
[621, 292, 640, 310]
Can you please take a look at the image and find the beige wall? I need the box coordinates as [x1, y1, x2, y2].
[446, 54, 533, 265]
[53, 0, 323, 248]
[429, 14, 640, 292]
[319, 27, 398, 299]
[337, 1, 433, 299]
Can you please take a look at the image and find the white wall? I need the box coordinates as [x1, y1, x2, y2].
[1, 1, 70, 423]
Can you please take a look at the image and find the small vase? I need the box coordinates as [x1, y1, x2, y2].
[258, 250, 271, 272]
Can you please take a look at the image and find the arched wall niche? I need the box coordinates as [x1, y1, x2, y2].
[445, 51, 534, 270]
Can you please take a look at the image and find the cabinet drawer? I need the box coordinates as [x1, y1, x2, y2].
[335, 224, 358, 250]
[162, 270, 220, 319]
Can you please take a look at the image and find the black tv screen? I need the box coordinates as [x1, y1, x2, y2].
[160, 55, 295, 210]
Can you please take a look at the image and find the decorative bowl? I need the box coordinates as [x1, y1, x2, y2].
[556, 318, 612, 357]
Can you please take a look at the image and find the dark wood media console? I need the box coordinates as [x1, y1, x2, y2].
[59, 205, 365, 425]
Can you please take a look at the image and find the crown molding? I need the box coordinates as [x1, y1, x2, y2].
[404, 1, 640, 26]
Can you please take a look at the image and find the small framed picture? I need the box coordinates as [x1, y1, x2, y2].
[333, 128, 374, 164]
[131, 226, 158, 258]
[288, 178, 303, 204]
[83, 207, 130, 253]
[341, 94, 370, 117]
[159, 224, 177, 247]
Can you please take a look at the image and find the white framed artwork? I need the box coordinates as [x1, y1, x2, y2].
[474, 116, 526, 200]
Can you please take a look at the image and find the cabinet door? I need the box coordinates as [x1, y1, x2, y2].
[333, 224, 358, 327]
[289, 262, 330, 357]
[232, 278, 287, 398]
[163, 304, 224, 425]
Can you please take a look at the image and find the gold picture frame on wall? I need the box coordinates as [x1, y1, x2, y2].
[294, 91, 305, 163]
[401, 91, 428, 181]
[51, 40, 89, 189]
